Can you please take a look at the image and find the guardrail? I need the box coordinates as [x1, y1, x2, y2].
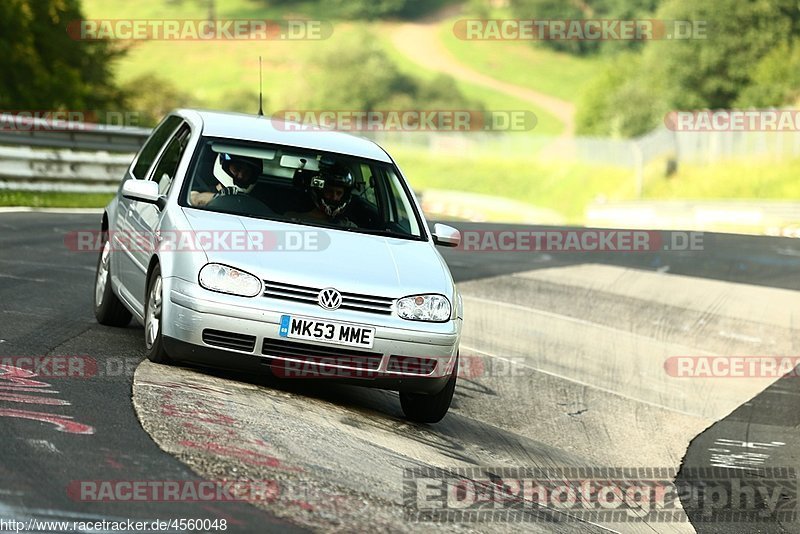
[0, 113, 151, 152]
[0, 145, 132, 193]
[0, 113, 147, 193]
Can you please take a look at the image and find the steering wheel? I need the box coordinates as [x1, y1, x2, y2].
[206, 193, 274, 217]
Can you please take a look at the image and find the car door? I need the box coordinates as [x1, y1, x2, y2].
[114, 116, 184, 308]
[122, 122, 192, 312]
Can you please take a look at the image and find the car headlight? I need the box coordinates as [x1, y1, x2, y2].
[396, 294, 451, 322]
[198, 263, 262, 297]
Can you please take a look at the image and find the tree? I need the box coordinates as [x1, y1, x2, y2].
[509, 0, 590, 54]
[576, 53, 667, 137]
[329, 0, 407, 19]
[120, 74, 195, 127]
[0, 0, 125, 111]
[256, 0, 451, 20]
[575, 0, 800, 136]
[640, 0, 800, 110]
[294, 28, 416, 111]
[509, 0, 663, 55]
[736, 41, 800, 107]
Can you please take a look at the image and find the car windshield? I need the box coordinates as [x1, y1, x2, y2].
[183, 137, 425, 239]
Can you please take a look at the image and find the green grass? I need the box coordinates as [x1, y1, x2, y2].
[83, 0, 324, 109]
[377, 30, 564, 136]
[84, 0, 460, 21]
[0, 191, 114, 208]
[438, 18, 606, 103]
[82, 1, 390, 110]
[643, 157, 800, 199]
[389, 147, 632, 223]
[36, 2, 799, 219]
[82, 0, 347, 22]
[81, 1, 565, 134]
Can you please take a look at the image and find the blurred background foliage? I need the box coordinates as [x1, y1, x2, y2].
[284, 28, 481, 113]
[3, 0, 800, 214]
[0, 0, 126, 110]
[1, 0, 471, 126]
[527, 0, 800, 136]
[5, 0, 798, 136]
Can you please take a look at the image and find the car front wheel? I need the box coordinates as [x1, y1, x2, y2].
[94, 235, 132, 327]
[399, 354, 458, 424]
[144, 265, 171, 364]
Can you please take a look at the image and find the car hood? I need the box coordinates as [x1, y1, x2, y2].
[182, 208, 452, 297]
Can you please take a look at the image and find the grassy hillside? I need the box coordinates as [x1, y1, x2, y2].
[83, 0, 310, 18]
[82, 0, 557, 126]
[438, 18, 606, 103]
[377, 29, 564, 135]
[643, 158, 800, 199]
[83, 0, 326, 110]
[19, 1, 794, 219]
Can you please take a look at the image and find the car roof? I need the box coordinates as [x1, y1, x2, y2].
[175, 109, 393, 163]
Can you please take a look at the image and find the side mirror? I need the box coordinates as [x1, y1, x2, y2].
[122, 180, 165, 209]
[432, 223, 461, 247]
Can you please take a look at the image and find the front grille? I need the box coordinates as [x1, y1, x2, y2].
[262, 280, 394, 315]
[387, 355, 438, 375]
[261, 337, 383, 370]
[202, 329, 256, 352]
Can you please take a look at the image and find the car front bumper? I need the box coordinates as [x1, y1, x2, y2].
[161, 277, 462, 393]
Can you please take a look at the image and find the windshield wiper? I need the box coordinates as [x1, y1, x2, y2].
[346, 228, 420, 240]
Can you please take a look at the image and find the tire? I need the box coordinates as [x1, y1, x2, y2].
[400, 354, 459, 424]
[144, 265, 171, 364]
[94, 234, 132, 327]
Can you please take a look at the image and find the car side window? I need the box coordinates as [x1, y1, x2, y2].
[149, 125, 191, 196]
[131, 115, 182, 180]
[359, 164, 378, 207]
[382, 168, 420, 235]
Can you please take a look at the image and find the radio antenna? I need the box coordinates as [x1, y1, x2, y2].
[257, 56, 264, 117]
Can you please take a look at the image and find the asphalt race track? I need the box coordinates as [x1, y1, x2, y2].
[1, 211, 799, 533]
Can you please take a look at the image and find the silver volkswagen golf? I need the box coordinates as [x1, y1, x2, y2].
[93, 110, 463, 423]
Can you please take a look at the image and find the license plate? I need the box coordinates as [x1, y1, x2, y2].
[278, 315, 375, 349]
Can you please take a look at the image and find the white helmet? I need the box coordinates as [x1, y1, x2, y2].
[213, 153, 261, 194]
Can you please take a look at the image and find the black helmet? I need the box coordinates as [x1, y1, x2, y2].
[310, 164, 354, 219]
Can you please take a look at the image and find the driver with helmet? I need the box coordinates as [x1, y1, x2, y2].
[190, 153, 261, 207]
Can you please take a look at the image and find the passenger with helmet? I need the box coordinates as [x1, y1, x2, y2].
[287, 163, 357, 228]
[190, 152, 262, 207]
